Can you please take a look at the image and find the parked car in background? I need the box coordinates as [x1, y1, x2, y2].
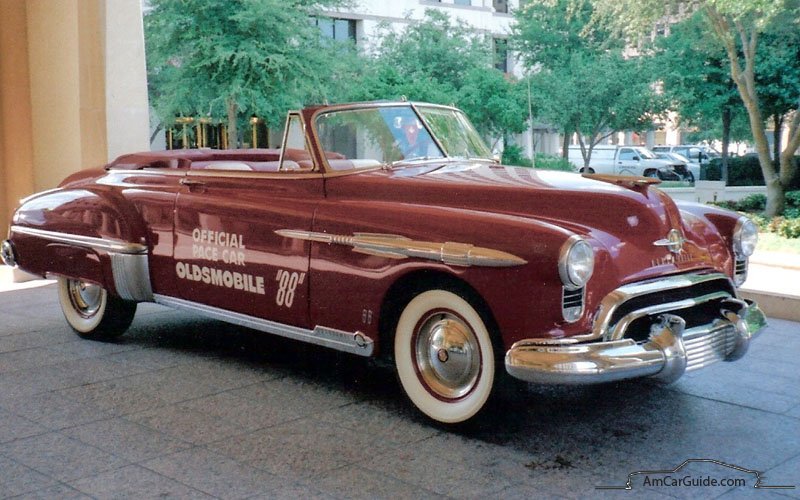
[654, 151, 698, 184]
[652, 145, 720, 167]
[567, 145, 681, 180]
[2, 101, 766, 424]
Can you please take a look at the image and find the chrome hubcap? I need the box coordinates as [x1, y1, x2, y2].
[415, 312, 480, 399]
[67, 279, 102, 318]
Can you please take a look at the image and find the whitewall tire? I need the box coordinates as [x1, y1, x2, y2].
[394, 289, 496, 424]
[57, 277, 136, 340]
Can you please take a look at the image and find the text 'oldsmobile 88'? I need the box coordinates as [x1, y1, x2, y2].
[2, 101, 766, 424]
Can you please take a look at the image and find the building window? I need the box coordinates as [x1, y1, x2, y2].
[312, 17, 357, 43]
[493, 0, 508, 14]
[494, 38, 508, 73]
[454, 0, 471, 5]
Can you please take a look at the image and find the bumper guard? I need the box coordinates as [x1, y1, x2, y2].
[505, 298, 767, 385]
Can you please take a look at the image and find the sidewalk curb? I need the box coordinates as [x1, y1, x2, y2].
[739, 288, 800, 323]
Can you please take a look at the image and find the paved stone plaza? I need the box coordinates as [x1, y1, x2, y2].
[0, 282, 798, 499]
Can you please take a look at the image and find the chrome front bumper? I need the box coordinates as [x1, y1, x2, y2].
[505, 299, 767, 385]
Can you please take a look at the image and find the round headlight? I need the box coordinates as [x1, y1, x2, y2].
[734, 217, 758, 257]
[559, 237, 595, 289]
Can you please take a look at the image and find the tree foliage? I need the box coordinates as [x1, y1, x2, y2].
[333, 10, 529, 144]
[512, 0, 666, 165]
[590, 0, 800, 216]
[145, 0, 345, 147]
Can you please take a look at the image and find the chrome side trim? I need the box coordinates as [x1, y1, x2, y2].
[110, 253, 153, 301]
[153, 294, 374, 357]
[275, 229, 527, 268]
[10, 226, 147, 254]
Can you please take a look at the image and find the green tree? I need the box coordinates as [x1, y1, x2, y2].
[145, 0, 344, 148]
[654, 11, 750, 180]
[513, 0, 666, 166]
[591, 0, 800, 216]
[339, 10, 529, 147]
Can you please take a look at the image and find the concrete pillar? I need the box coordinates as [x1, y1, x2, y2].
[0, 0, 36, 232]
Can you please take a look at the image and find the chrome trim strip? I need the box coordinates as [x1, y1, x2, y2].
[153, 294, 374, 356]
[10, 226, 147, 255]
[275, 229, 527, 268]
[111, 253, 153, 302]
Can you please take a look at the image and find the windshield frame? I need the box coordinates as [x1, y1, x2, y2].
[307, 101, 491, 175]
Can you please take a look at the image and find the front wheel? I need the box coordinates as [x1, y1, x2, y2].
[57, 277, 136, 340]
[394, 289, 497, 424]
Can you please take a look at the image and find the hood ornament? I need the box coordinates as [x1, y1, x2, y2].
[653, 229, 685, 253]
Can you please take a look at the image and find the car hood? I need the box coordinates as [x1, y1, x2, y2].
[325, 161, 723, 283]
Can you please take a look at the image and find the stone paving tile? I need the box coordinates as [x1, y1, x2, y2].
[177, 391, 302, 431]
[246, 482, 336, 500]
[670, 376, 798, 415]
[126, 403, 249, 445]
[111, 365, 251, 404]
[9, 484, 93, 500]
[0, 312, 61, 337]
[57, 380, 173, 417]
[362, 447, 513, 498]
[142, 447, 284, 499]
[0, 331, 63, 353]
[0, 392, 113, 431]
[313, 464, 445, 499]
[207, 428, 348, 480]
[786, 404, 800, 420]
[229, 377, 360, 416]
[101, 347, 194, 372]
[313, 401, 440, 447]
[62, 418, 192, 463]
[67, 464, 215, 500]
[763, 454, 800, 494]
[0, 431, 129, 482]
[44, 338, 141, 360]
[0, 455, 59, 498]
[0, 347, 76, 374]
[0, 409, 47, 444]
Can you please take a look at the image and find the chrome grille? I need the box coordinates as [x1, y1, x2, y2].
[683, 324, 737, 371]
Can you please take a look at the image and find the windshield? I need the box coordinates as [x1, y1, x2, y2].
[634, 147, 658, 160]
[314, 106, 446, 170]
[417, 106, 492, 160]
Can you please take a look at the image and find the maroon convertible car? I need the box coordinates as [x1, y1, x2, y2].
[2, 101, 766, 424]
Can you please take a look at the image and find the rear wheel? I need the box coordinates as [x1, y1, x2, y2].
[579, 167, 595, 174]
[57, 277, 136, 340]
[394, 289, 497, 424]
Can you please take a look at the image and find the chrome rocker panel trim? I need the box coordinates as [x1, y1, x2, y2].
[153, 294, 374, 357]
[505, 299, 767, 385]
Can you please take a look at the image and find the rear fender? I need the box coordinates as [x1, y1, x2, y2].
[8, 185, 152, 301]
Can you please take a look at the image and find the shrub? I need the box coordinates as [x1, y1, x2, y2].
[501, 144, 533, 168]
[737, 193, 767, 212]
[786, 190, 800, 208]
[702, 156, 800, 188]
[777, 218, 800, 239]
[534, 153, 575, 172]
